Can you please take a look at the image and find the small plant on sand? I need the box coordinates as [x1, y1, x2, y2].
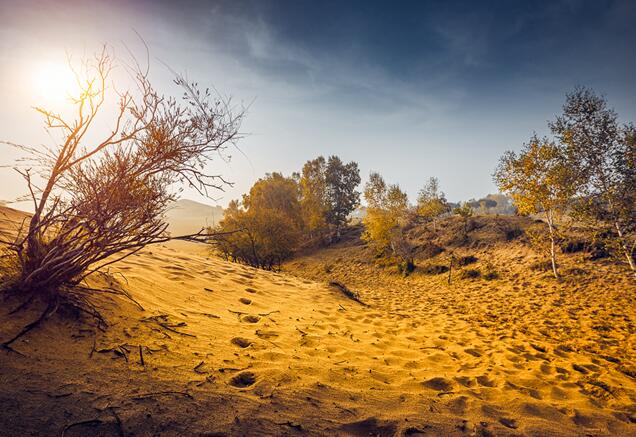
[0, 48, 243, 349]
[460, 269, 481, 279]
[482, 261, 500, 280]
[457, 255, 478, 266]
[422, 264, 449, 275]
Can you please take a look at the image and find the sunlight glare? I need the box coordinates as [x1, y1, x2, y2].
[30, 61, 77, 106]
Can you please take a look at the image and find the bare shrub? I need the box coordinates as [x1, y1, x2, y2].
[1, 47, 243, 348]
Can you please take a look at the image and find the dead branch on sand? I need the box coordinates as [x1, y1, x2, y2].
[328, 281, 368, 306]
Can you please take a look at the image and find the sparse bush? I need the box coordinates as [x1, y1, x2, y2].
[1, 49, 243, 347]
[505, 227, 524, 241]
[460, 269, 481, 279]
[560, 238, 586, 253]
[453, 203, 474, 236]
[422, 264, 449, 275]
[417, 242, 444, 260]
[482, 261, 500, 280]
[397, 259, 416, 276]
[483, 271, 500, 280]
[416, 177, 450, 230]
[457, 255, 478, 266]
[530, 260, 554, 272]
[564, 267, 589, 276]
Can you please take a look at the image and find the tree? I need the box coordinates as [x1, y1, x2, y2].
[416, 177, 450, 230]
[0, 48, 243, 346]
[324, 156, 361, 239]
[362, 172, 413, 272]
[299, 156, 328, 239]
[550, 87, 635, 273]
[494, 136, 576, 278]
[214, 173, 303, 270]
[453, 202, 474, 236]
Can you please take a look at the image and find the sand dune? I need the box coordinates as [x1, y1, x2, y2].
[164, 199, 224, 236]
[1, 211, 635, 435]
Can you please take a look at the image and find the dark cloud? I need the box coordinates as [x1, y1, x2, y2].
[137, 0, 636, 113]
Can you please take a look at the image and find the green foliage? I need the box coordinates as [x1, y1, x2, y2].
[494, 136, 575, 217]
[362, 172, 414, 271]
[299, 156, 329, 238]
[453, 202, 474, 236]
[494, 136, 575, 278]
[215, 173, 303, 269]
[550, 87, 635, 272]
[325, 156, 361, 237]
[417, 177, 449, 226]
[453, 203, 473, 218]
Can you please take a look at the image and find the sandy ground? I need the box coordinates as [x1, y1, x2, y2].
[1, 209, 635, 436]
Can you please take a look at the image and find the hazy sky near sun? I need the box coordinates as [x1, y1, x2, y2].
[1, 0, 635, 208]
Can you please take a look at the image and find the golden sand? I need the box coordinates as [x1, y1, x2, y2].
[1, 209, 635, 435]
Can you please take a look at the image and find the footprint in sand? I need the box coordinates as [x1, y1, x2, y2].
[229, 371, 256, 388]
[245, 287, 258, 294]
[455, 376, 475, 387]
[239, 297, 252, 305]
[464, 348, 483, 357]
[241, 315, 261, 323]
[231, 337, 253, 348]
[422, 377, 454, 391]
[339, 417, 398, 437]
[476, 375, 497, 387]
[499, 417, 519, 429]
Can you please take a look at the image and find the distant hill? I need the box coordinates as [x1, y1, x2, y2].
[164, 199, 224, 236]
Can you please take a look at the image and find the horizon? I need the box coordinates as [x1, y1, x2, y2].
[1, 0, 635, 209]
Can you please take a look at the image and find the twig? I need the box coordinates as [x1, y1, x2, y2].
[258, 310, 280, 317]
[156, 322, 196, 338]
[2, 299, 58, 349]
[61, 419, 102, 436]
[131, 391, 193, 401]
[328, 281, 368, 306]
[109, 407, 125, 437]
[194, 361, 206, 374]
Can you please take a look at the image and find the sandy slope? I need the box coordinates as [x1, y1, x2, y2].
[1, 210, 635, 436]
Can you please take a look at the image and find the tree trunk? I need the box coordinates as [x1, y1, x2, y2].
[614, 222, 636, 274]
[547, 212, 559, 279]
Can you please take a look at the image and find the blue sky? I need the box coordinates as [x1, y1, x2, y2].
[1, 0, 635, 207]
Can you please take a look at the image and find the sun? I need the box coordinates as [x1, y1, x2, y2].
[30, 61, 77, 106]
